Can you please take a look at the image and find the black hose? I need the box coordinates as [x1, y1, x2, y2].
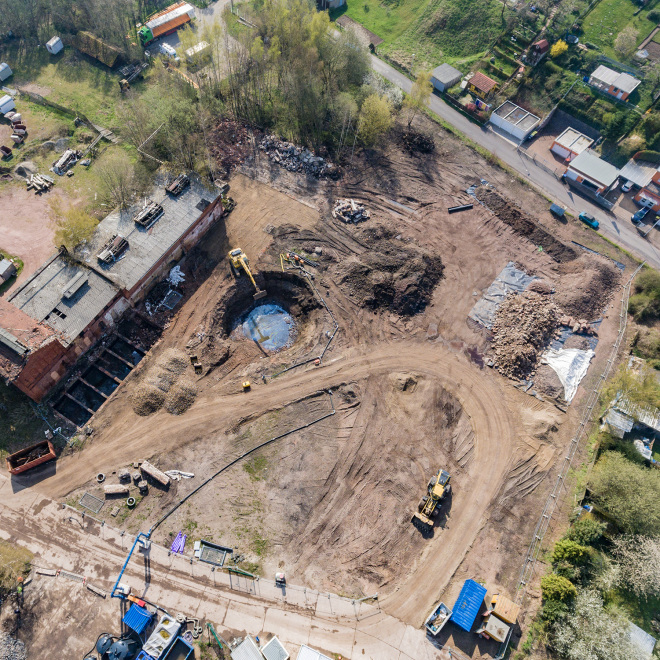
[148, 390, 335, 537]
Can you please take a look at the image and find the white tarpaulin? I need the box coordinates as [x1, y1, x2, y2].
[542, 347, 594, 403]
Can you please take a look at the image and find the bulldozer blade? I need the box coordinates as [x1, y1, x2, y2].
[253, 290, 267, 300]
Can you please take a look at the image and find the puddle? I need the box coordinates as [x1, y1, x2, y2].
[236, 303, 296, 352]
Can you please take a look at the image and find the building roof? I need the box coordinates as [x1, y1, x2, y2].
[0, 258, 17, 279]
[604, 408, 635, 435]
[46, 36, 63, 48]
[470, 71, 498, 94]
[553, 127, 594, 155]
[8, 255, 119, 347]
[451, 579, 487, 632]
[629, 622, 656, 660]
[431, 63, 462, 85]
[231, 636, 264, 660]
[615, 396, 660, 433]
[492, 594, 520, 624]
[296, 646, 333, 660]
[261, 637, 289, 660]
[533, 39, 549, 52]
[590, 65, 641, 94]
[483, 614, 510, 643]
[620, 159, 658, 188]
[77, 175, 219, 294]
[493, 101, 540, 131]
[568, 149, 620, 187]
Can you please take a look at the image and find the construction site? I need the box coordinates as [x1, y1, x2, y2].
[0, 110, 634, 660]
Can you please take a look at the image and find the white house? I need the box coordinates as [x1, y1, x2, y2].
[46, 36, 64, 55]
[564, 149, 619, 195]
[551, 127, 594, 162]
[490, 101, 540, 141]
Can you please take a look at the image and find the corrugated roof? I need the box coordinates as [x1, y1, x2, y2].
[450, 579, 487, 631]
[146, 2, 194, 31]
[231, 636, 264, 660]
[604, 408, 634, 434]
[8, 256, 119, 346]
[122, 604, 153, 634]
[296, 646, 332, 660]
[77, 175, 219, 294]
[620, 159, 658, 188]
[568, 150, 620, 187]
[590, 65, 640, 94]
[431, 63, 462, 85]
[629, 622, 656, 660]
[261, 637, 289, 660]
[470, 72, 498, 93]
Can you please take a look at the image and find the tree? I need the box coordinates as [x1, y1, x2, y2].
[614, 27, 639, 60]
[357, 94, 393, 147]
[589, 452, 660, 535]
[50, 200, 98, 251]
[541, 574, 577, 602]
[565, 518, 607, 545]
[612, 535, 660, 600]
[404, 71, 433, 129]
[97, 151, 147, 210]
[644, 63, 660, 96]
[552, 539, 589, 565]
[600, 362, 660, 408]
[550, 40, 569, 58]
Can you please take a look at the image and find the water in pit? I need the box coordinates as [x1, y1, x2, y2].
[237, 303, 295, 352]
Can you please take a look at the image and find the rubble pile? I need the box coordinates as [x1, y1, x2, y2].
[559, 315, 598, 336]
[259, 135, 337, 178]
[401, 130, 435, 153]
[332, 198, 370, 224]
[0, 633, 26, 660]
[209, 119, 252, 176]
[492, 291, 559, 379]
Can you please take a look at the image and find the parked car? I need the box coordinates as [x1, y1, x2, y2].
[621, 179, 633, 193]
[632, 207, 650, 224]
[159, 43, 180, 61]
[578, 212, 599, 229]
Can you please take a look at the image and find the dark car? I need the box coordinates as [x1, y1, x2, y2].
[632, 207, 650, 225]
[578, 212, 599, 229]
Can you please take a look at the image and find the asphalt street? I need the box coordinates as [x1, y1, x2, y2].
[370, 55, 660, 270]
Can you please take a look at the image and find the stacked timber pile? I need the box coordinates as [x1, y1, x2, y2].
[492, 291, 558, 379]
[332, 198, 370, 224]
[26, 173, 54, 193]
[259, 135, 337, 178]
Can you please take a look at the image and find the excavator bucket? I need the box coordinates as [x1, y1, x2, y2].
[253, 289, 267, 300]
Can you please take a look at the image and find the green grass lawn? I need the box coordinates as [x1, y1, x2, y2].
[336, 0, 513, 71]
[0, 383, 48, 459]
[581, 0, 660, 59]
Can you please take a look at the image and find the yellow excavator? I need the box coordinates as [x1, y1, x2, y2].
[228, 248, 267, 300]
[411, 469, 451, 531]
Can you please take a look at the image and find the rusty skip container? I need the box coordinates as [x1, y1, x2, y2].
[6, 440, 56, 475]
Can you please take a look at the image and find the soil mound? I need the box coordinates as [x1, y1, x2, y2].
[157, 348, 189, 374]
[555, 255, 620, 319]
[476, 187, 577, 263]
[337, 228, 443, 316]
[165, 379, 197, 415]
[132, 383, 165, 416]
[492, 291, 559, 379]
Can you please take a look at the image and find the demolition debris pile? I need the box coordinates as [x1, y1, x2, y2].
[492, 291, 559, 379]
[259, 135, 337, 178]
[209, 119, 252, 176]
[0, 633, 27, 660]
[332, 198, 370, 224]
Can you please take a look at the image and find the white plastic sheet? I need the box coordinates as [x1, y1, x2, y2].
[541, 347, 594, 403]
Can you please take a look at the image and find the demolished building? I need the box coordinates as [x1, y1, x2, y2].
[1, 175, 223, 402]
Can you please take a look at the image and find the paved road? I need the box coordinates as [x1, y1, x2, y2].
[371, 56, 660, 270]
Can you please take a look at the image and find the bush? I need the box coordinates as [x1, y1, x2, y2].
[565, 518, 607, 545]
[629, 270, 660, 322]
[551, 40, 569, 58]
[553, 539, 589, 565]
[541, 573, 577, 602]
[545, 60, 563, 75]
[634, 149, 660, 164]
[648, 9, 660, 22]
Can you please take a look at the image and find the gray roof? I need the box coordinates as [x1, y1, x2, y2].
[431, 63, 462, 85]
[620, 159, 658, 188]
[629, 622, 656, 660]
[297, 647, 332, 660]
[590, 65, 641, 94]
[568, 150, 620, 187]
[0, 258, 17, 279]
[8, 256, 119, 346]
[77, 175, 219, 293]
[261, 637, 289, 660]
[604, 408, 634, 434]
[493, 101, 540, 129]
[231, 636, 263, 660]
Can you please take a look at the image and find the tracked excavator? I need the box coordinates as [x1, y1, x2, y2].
[228, 248, 267, 300]
[411, 469, 451, 531]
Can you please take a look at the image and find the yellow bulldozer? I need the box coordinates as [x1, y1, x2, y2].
[411, 469, 451, 531]
[228, 248, 267, 300]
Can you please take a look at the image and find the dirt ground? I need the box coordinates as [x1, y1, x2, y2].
[20, 114, 635, 658]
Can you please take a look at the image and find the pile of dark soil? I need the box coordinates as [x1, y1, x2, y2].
[475, 187, 577, 263]
[555, 254, 620, 320]
[209, 118, 253, 177]
[336, 226, 443, 316]
[400, 130, 435, 154]
[132, 383, 165, 416]
[164, 379, 197, 415]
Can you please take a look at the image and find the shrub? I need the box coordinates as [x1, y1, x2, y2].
[647, 9, 660, 22]
[541, 573, 577, 602]
[545, 60, 563, 75]
[634, 149, 660, 163]
[565, 518, 607, 545]
[551, 40, 568, 58]
[552, 539, 589, 565]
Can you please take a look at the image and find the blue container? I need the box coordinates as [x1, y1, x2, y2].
[123, 604, 153, 635]
[161, 636, 194, 660]
[450, 579, 488, 632]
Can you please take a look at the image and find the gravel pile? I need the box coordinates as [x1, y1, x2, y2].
[259, 135, 338, 178]
[132, 383, 166, 416]
[492, 291, 559, 379]
[157, 348, 189, 374]
[164, 379, 198, 415]
[0, 633, 27, 660]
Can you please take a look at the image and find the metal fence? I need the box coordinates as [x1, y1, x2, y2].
[516, 146, 562, 179]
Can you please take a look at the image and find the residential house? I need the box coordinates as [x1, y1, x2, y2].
[528, 39, 549, 65]
[634, 168, 660, 211]
[490, 101, 540, 141]
[1, 175, 223, 402]
[564, 149, 620, 195]
[588, 65, 640, 101]
[430, 63, 462, 93]
[551, 127, 594, 162]
[468, 71, 498, 99]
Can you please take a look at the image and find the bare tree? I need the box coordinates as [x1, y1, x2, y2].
[612, 535, 660, 600]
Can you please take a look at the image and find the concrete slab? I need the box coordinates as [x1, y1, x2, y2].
[194, 592, 228, 626]
[353, 630, 401, 660]
[399, 625, 449, 660]
[308, 618, 356, 658]
[223, 599, 267, 634]
[356, 612, 407, 650]
[263, 607, 312, 647]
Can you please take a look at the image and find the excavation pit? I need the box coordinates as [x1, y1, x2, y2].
[232, 302, 297, 352]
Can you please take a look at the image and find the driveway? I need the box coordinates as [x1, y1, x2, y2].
[370, 56, 660, 270]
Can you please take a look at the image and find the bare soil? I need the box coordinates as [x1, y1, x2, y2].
[29, 113, 634, 657]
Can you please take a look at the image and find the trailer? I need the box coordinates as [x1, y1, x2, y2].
[137, 2, 195, 47]
[424, 602, 453, 636]
[6, 440, 56, 475]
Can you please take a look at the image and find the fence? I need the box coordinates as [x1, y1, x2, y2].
[516, 145, 563, 178]
[496, 261, 645, 659]
[566, 178, 615, 210]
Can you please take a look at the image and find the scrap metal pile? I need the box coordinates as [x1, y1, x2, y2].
[491, 291, 559, 379]
[259, 135, 337, 177]
[332, 198, 371, 224]
[52, 149, 81, 175]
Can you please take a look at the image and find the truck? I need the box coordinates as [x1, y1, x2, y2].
[137, 2, 195, 47]
[411, 468, 451, 531]
[424, 601, 453, 636]
[6, 440, 56, 475]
